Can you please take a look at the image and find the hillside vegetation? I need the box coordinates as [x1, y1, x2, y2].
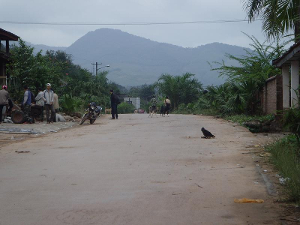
[31, 28, 248, 87]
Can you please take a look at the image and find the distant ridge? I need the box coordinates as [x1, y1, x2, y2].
[30, 29, 247, 86]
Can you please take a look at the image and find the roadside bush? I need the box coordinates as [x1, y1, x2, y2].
[225, 114, 275, 125]
[283, 108, 300, 145]
[265, 135, 300, 203]
[118, 102, 135, 114]
[60, 94, 84, 115]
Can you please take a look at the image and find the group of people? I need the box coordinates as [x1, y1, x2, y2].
[109, 90, 171, 120]
[150, 96, 171, 116]
[24, 83, 59, 123]
[2, 85, 171, 124]
[0, 83, 59, 124]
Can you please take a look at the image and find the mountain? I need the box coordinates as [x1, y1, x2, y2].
[31, 44, 67, 54]
[30, 29, 249, 87]
[23, 42, 67, 54]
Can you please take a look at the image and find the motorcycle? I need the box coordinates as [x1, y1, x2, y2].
[79, 102, 102, 125]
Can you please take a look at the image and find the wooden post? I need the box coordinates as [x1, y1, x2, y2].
[6, 40, 9, 54]
[291, 61, 299, 107]
[282, 65, 290, 109]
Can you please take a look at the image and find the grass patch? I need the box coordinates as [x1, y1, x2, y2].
[265, 135, 300, 203]
[225, 114, 275, 125]
[172, 108, 220, 116]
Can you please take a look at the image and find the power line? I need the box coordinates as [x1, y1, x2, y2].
[0, 19, 260, 26]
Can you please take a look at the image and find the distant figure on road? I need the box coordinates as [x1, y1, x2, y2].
[149, 96, 158, 117]
[44, 83, 54, 124]
[164, 96, 171, 116]
[110, 89, 120, 119]
[0, 85, 9, 124]
[53, 91, 59, 122]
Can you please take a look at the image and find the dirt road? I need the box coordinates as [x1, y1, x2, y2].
[0, 114, 280, 225]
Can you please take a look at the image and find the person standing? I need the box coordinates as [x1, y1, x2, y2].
[44, 83, 54, 124]
[53, 91, 59, 122]
[23, 86, 33, 123]
[110, 89, 119, 119]
[164, 96, 171, 116]
[150, 96, 157, 113]
[35, 87, 46, 122]
[0, 85, 9, 124]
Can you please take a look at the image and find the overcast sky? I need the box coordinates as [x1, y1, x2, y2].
[0, 0, 266, 48]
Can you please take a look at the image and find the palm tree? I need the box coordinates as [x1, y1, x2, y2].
[157, 73, 202, 109]
[243, 0, 300, 41]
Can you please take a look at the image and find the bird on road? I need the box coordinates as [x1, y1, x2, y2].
[201, 127, 215, 139]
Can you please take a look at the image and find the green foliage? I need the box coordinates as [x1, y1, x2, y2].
[7, 39, 65, 102]
[226, 114, 275, 125]
[202, 35, 286, 116]
[243, 0, 300, 41]
[212, 35, 283, 84]
[283, 108, 300, 144]
[168, 36, 287, 118]
[128, 84, 155, 101]
[118, 102, 135, 114]
[60, 94, 84, 114]
[266, 135, 300, 202]
[7, 40, 121, 114]
[157, 73, 203, 109]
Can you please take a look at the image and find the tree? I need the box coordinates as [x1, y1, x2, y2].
[157, 73, 202, 109]
[7, 40, 121, 113]
[243, 0, 300, 41]
[210, 35, 285, 114]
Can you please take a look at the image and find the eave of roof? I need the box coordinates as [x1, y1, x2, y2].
[0, 28, 19, 41]
[272, 41, 300, 68]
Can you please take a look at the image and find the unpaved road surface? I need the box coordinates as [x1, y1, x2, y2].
[0, 114, 280, 225]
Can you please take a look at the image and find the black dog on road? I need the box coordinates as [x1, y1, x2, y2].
[201, 127, 215, 139]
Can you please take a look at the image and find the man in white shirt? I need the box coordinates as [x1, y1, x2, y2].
[44, 83, 54, 124]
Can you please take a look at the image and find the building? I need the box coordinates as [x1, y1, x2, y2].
[261, 75, 283, 115]
[124, 97, 140, 109]
[272, 42, 300, 109]
[0, 28, 19, 86]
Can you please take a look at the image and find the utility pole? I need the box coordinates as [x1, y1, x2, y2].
[96, 62, 98, 76]
[92, 62, 110, 75]
[91, 62, 101, 76]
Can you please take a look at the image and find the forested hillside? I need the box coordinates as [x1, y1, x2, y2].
[31, 29, 248, 86]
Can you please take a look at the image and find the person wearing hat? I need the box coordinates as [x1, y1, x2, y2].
[44, 83, 54, 123]
[0, 85, 9, 123]
[110, 89, 120, 119]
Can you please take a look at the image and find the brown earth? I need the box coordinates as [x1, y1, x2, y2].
[0, 114, 286, 225]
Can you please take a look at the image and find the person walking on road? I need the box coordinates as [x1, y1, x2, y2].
[150, 96, 157, 112]
[53, 91, 59, 122]
[110, 89, 120, 119]
[0, 85, 9, 124]
[35, 87, 46, 122]
[164, 96, 171, 116]
[44, 83, 54, 124]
